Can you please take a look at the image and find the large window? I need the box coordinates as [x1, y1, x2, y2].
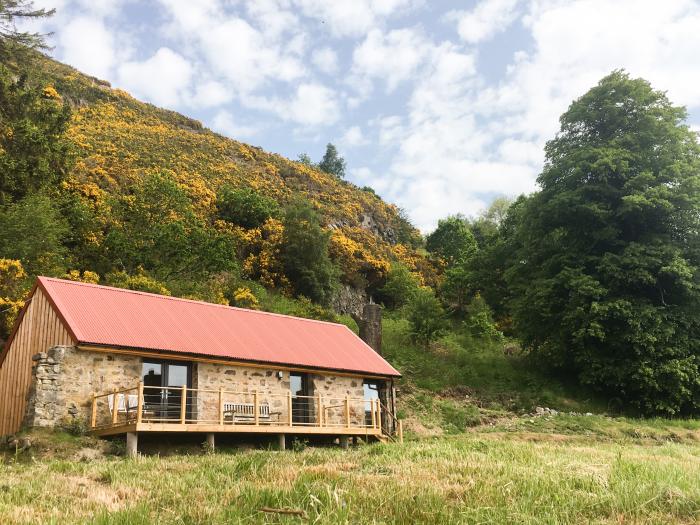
[363, 380, 381, 426]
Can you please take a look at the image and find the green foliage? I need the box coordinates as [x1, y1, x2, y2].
[291, 295, 339, 322]
[0, 192, 69, 276]
[296, 152, 313, 166]
[216, 185, 279, 229]
[105, 172, 238, 284]
[0, 66, 72, 204]
[0, 1, 55, 62]
[104, 270, 171, 295]
[407, 287, 449, 348]
[507, 71, 700, 415]
[425, 215, 477, 267]
[317, 143, 346, 178]
[281, 200, 338, 305]
[377, 263, 421, 310]
[465, 294, 503, 341]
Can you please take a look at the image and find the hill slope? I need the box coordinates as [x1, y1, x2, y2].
[34, 56, 434, 307]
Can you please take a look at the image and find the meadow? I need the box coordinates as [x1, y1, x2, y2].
[1, 415, 700, 524]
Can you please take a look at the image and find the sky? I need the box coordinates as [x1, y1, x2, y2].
[27, 0, 700, 231]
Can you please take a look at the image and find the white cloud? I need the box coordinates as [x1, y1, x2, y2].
[352, 28, 430, 92]
[211, 110, 259, 138]
[117, 47, 193, 107]
[340, 126, 368, 147]
[312, 47, 339, 74]
[449, 0, 521, 44]
[190, 80, 233, 109]
[247, 83, 340, 126]
[58, 16, 117, 79]
[292, 0, 418, 38]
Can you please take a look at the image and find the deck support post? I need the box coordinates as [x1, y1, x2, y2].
[339, 436, 349, 449]
[278, 434, 286, 451]
[126, 432, 138, 458]
[206, 433, 215, 451]
[352, 436, 358, 446]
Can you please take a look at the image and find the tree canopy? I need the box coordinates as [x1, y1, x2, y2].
[318, 143, 346, 178]
[507, 70, 700, 415]
[426, 215, 477, 267]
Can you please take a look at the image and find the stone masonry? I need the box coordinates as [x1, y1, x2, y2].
[23, 346, 375, 430]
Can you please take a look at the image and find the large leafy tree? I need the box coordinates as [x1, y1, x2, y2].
[508, 71, 700, 415]
[281, 199, 338, 305]
[216, 186, 279, 229]
[425, 215, 477, 268]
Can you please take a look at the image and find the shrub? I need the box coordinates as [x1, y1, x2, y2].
[216, 186, 280, 229]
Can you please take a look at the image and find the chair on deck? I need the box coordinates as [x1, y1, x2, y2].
[223, 402, 280, 424]
[108, 393, 139, 421]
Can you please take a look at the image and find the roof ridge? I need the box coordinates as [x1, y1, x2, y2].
[37, 276, 348, 328]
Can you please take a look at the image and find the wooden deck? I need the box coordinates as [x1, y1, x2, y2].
[90, 383, 402, 443]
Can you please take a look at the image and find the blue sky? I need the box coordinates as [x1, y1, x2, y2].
[30, 0, 700, 231]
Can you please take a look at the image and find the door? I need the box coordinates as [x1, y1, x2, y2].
[290, 372, 311, 424]
[364, 380, 381, 426]
[142, 361, 191, 420]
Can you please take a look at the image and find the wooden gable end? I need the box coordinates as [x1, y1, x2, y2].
[0, 287, 75, 436]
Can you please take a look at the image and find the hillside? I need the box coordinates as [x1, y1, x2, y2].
[32, 56, 435, 305]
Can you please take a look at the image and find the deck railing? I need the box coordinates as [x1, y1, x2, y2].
[90, 382, 389, 435]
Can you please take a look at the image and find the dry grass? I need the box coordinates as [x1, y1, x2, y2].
[1, 419, 700, 524]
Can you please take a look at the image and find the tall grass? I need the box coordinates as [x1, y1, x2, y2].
[1, 428, 699, 524]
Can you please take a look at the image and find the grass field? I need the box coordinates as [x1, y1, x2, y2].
[2, 416, 699, 524]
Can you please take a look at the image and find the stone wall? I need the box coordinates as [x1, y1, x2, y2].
[23, 346, 377, 430]
[24, 345, 142, 428]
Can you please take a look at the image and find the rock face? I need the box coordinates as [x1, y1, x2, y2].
[353, 304, 382, 356]
[330, 285, 367, 317]
[23, 346, 69, 428]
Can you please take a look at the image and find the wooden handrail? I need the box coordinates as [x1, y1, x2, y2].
[136, 382, 143, 424]
[180, 385, 187, 424]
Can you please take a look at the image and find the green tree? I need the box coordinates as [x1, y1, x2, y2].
[0, 0, 55, 62]
[507, 71, 700, 415]
[297, 152, 314, 166]
[105, 172, 237, 283]
[0, 192, 69, 276]
[318, 143, 346, 178]
[216, 186, 279, 229]
[0, 66, 72, 204]
[281, 200, 338, 305]
[426, 215, 477, 267]
[377, 263, 421, 309]
[408, 287, 448, 348]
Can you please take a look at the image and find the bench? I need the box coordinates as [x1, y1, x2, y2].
[223, 402, 280, 424]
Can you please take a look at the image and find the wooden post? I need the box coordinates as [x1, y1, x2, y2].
[340, 436, 349, 449]
[398, 420, 404, 444]
[111, 388, 118, 425]
[317, 393, 323, 427]
[126, 432, 138, 458]
[206, 433, 215, 451]
[136, 382, 143, 424]
[278, 434, 286, 451]
[287, 392, 293, 426]
[180, 385, 187, 424]
[344, 395, 350, 428]
[218, 387, 224, 425]
[377, 401, 382, 434]
[90, 394, 97, 428]
[254, 391, 259, 425]
[371, 399, 377, 429]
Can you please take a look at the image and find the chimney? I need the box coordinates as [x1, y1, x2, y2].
[354, 303, 382, 355]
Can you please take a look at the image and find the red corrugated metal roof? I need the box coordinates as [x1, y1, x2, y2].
[36, 277, 400, 377]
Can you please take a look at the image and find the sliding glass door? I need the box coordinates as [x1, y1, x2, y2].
[142, 360, 191, 420]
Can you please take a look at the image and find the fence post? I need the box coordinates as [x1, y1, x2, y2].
[287, 392, 293, 426]
[254, 390, 259, 425]
[344, 395, 350, 428]
[180, 385, 187, 424]
[136, 382, 144, 424]
[91, 394, 97, 428]
[219, 387, 224, 425]
[398, 420, 404, 443]
[111, 388, 118, 425]
[317, 393, 323, 427]
[377, 401, 382, 434]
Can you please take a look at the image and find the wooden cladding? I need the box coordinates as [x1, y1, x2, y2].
[0, 289, 74, 436]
